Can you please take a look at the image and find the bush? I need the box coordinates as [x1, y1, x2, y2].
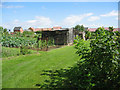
[20, 46, 31, 55]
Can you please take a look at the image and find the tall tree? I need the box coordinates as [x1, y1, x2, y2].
[74, 25, 86, 40]
[3, 28, 8, 35]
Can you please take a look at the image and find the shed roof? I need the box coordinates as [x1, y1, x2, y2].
[33, 27, 68, 32]
[14, 27, 22, 30]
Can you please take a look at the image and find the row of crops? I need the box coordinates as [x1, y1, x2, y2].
[1, 36, 37, 48]
[1, 35, 54, 49]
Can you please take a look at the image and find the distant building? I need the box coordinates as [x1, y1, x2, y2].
[14, 27, 23, 33]
[88, 27, 120, 32]
[40, 27, 74, 45]
[26, 26, 88, 45]
[28, 27, 35, 31]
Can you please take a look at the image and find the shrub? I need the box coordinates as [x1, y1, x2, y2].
[20, 46, 31, 55]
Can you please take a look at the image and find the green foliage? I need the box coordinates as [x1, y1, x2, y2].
[35, 31, 42, 34]
[38, 40, 54, 49]
[0, 27, 9, 36]
[40, 27, 120, 89]
[74, 25, 85, 32]
[87, 27, 120, 88]
[109, 26, 114, 32]
[3, 28, 7, 33]
[15, 32, 22, 37]
[90, 32, 96, 39]
[0, 26, 3, 39]
[85, 30, 91, 39]
[23, 31, 34, 37]
[2, 47, 20, 58]
[2, 47, 38, 58]
[20, 46, 31, 55]
[74, 39, 90, 56]
[1, 35, 55, 49]
[0, 26, 3, 31]
[1, 35, 37, 48]
[114, 31, 120, 36]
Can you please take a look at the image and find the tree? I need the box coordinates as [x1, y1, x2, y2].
[0, 26, 3, 31]
[74, 25, 85, 32]
[109, 26, 114, 32]
[0, 27, 3, 40]
[0, 26, 3, 34]
[3, 28, 9, 35]
[74, 25, 85, 40]
[3, 28, 7, 33]
[80, 25, 85, 32]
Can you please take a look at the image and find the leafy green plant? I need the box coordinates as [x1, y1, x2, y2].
[85, 30, 91, 40]
[2, 47, 20, 57]
[1, 35, 37, 48]
[20, 46, 31, 55]
[23, 31, 35, 37]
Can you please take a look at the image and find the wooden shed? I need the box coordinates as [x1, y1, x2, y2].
[41, 28, 74, 45]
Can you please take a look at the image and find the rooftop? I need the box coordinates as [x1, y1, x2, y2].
[14, 27, 22, 30]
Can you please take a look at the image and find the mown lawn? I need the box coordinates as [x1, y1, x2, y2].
[2, 46, 79, 88]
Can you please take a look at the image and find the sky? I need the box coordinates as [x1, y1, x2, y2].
[1, 0, 120, 2]
[0, 2, 119, 31]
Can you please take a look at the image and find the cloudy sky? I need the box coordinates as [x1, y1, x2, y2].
[1, 2, 119, 31]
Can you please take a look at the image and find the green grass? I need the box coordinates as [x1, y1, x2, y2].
[2, 47, 37, 58]
[2, 46, 79, 88]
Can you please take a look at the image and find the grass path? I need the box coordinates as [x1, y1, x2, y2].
[2, 46, 79, 88]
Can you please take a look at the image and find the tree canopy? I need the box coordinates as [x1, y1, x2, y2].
[74, 25, 85, 32]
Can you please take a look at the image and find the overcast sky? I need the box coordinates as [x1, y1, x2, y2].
[1, 2, 119, 31]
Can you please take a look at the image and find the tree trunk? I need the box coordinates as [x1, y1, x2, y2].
[82, 31, 86, 40]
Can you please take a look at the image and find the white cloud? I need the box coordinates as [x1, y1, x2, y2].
[88, 16, 100, 21]
[86, 23, 103, 27]
[85, 23, 117, 28]
[5, 5, 24, 8]
[26, 16, 52, 27]
[63, 13, 93, 26]
[3, 16, 53, 30]
[100, 10, 118, 17]
[14, 19, 19, 23]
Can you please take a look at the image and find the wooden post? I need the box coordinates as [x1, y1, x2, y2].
[83, 31, 86, 41]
